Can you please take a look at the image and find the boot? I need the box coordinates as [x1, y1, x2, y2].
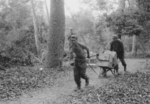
[124, 66, 127, 72]
[77, 86, 81, 90]
[74, 86, 81, 91]
[85, 78, 89, 86]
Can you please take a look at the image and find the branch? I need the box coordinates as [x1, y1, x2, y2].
[64, 4, 77, 24]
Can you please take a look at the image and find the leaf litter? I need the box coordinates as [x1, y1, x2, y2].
[58, 71, 150, 104]
[0, 66, 71, 101]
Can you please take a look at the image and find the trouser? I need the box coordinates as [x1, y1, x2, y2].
[119, 58, 127, 71]
[115, 57, 127, 72]
[73, 60, 89, 88]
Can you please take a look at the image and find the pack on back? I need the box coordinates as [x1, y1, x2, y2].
[97, 50, 118, 68]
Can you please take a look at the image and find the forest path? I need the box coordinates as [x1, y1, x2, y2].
[0, 59, 146, 104]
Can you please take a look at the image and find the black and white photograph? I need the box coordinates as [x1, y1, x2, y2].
[0, 0, 150, 104]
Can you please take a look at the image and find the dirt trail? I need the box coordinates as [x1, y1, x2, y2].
[0, 59, 146, 104]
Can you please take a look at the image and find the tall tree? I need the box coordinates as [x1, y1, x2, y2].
[118, 0, 126, 39]
[44, 0, 50, 24]
[127, 0, 138, 55]
[119, 0, 126, 12]
[45, 0, 65, 68]
[31, 0, 40, 57]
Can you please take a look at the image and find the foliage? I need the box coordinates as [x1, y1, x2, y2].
[135, 0, 150, 53]
[81, 0, 117, 12]
[0, 0, 48, 64]
[136, 0, 150, 12]
[75, 10, 94, 37]
[104, 0, 149, 37]
[65, 9, 95, 51]
[95, 15, 109, 47]
[0, 66, 70, 101]
[104, 0, 150, 53]
[106, 10, 143, 37]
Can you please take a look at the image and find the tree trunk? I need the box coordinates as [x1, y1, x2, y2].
[31, 0, 40, 57]
[119, 0, 126, 12]
[44, 0, 50, 24]
[45, 0, 65, 68]
[131, 35, 137, 55]
[118, 0, 126, 40]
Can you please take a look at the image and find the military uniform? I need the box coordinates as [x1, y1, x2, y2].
[70, 35, 90, 90]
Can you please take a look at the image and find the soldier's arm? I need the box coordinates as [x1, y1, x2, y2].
[110, 42, 113, 51]
[79, 44, 90, 58]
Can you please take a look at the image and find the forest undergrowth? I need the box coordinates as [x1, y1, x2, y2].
[0, 65, 71, 101]
[57, 71, 150, 104]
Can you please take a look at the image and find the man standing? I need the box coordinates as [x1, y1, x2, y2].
[69, 35, 90, 91]
[110, 35, 127, 73]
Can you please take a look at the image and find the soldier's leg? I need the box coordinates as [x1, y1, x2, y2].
[114, 64, 119, 75]
[80, 68, 89, 86]
[119, 58, 127, 71]
[74, 65, 81, 89]
[79, 63, 89, 86]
